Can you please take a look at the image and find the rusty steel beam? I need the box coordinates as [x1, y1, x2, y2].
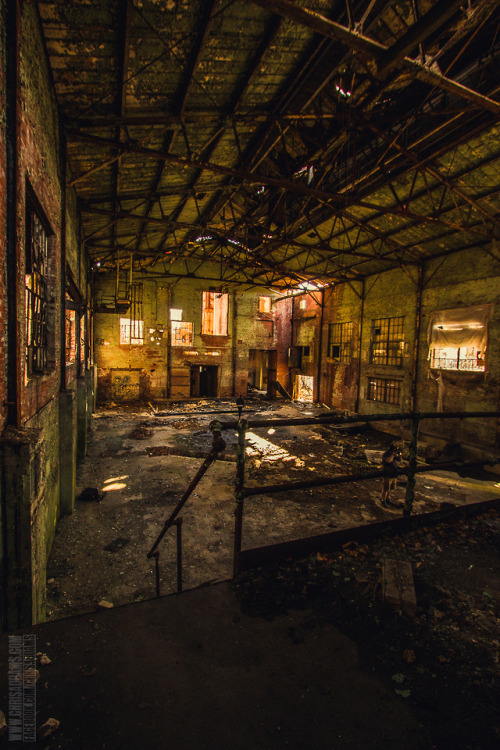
[248, 0, 500, 113]
[376, 0, 464, 76]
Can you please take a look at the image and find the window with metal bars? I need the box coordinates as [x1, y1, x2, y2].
[328, 322, 353, 363]
[171, 321, 193, 346]
[119, 283, 144, 345]
[370, 316, 405, 365]
[367, 377, 401, 405]
[25, 206, 49, 376]
[119, 318, 144, 345]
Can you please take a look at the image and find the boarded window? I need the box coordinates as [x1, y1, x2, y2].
[171, 321, 193, 346]
[202, 292, 228, 335]
[258, 296, 272, 313]
[328, 322, 353, 363]
[25, 205, 49, 375]
[370, 316, 404, 366]
[428, 305, 491, 372]
[367, 378, 401, 405]
[119, 317, 144, 345]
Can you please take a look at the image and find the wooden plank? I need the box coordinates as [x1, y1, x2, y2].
[382, 558, 417, 617]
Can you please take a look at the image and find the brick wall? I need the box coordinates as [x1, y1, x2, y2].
[18, 1, 62, 423]
[274, 251, 499, 448]
[94, 274, 280, 402]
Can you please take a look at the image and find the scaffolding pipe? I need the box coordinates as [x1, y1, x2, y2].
[233, 418, 247, 576]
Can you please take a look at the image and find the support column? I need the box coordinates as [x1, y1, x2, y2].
[0, 427, 44, 629]
[59, 390, 77, 516]
[77, 376, 88, 459]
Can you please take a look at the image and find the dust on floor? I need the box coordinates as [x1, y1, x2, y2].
[46, 397, 500, 620]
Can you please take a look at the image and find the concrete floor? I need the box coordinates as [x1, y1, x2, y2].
[0, 582, 427, 750]
[46, 398, 500, 621]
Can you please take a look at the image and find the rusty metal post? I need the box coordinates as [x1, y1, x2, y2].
[175, 517, 183, 593]
[404, 413, 420, 516]
[153, 553, 161, 598]
[233, 418, 247, 577]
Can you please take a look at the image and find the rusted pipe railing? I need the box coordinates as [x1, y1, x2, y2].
[218, 410, 500, 431]
[233, 418, 247, 577]
[147, 421, 225, 595]
[229, 410, 500, 575]
[241, 460, 496, 497]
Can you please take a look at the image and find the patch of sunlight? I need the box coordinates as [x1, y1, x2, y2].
[104, 475, 129, 484]
[246, 431, 304, 467]
[102, 482, 127, 492]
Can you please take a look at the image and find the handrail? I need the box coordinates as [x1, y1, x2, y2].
[232, 409, 500, 575]
[147, 420, 226, 596]
[217, 410, 500, 431]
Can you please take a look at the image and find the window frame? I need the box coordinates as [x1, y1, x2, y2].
[367, 377, 402, 405]
[202, 291, 229, 336]
[370, 316, 405, 366]
[171, 320, 193, 347]
[119, 317, 144, 346]
[25, 187, 53, 377]
[328, 321, 353, 363]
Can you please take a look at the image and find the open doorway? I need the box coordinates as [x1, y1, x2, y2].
[190, 365, 218, 397]
[248, 349, 272, 391]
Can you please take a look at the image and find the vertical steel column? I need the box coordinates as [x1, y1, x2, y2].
[233, 418, 247, 577]
[355, 278, 365, 413]
[154, 553, 161, 597]
[404, 414, 420, 516]
[316, 289, 325, 404]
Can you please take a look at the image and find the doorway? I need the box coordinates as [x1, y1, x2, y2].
[190, 365, 218, 397]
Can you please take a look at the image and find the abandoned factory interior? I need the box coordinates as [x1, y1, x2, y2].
[1, 0, 500, 748]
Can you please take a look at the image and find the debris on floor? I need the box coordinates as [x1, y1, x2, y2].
[47, 398, 500, 624]
[233, 508, 500, 750]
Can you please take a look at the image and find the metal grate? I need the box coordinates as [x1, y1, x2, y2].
[367, 377, 402, 405]
[328, 321, 353, 363]
[25, 211, 48, 375]
[370, 316, 405, 366]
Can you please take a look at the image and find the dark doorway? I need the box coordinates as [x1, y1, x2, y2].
[190, 365, 218, 397]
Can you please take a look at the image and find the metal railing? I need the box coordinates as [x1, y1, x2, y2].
[226, 410, 500, 576]
[147, 407, 500, 592]
[146, 420, 227, 596]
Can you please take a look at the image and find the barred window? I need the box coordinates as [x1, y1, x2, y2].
[119, 317, 144, 345]
[171, 321, 193, 346]
[370, 316, 405, 365]
[430, 346, 485, 372]
[25, 208, 49, 375]
[328, 322, 353, 363]
[367, 377, 401, 405]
